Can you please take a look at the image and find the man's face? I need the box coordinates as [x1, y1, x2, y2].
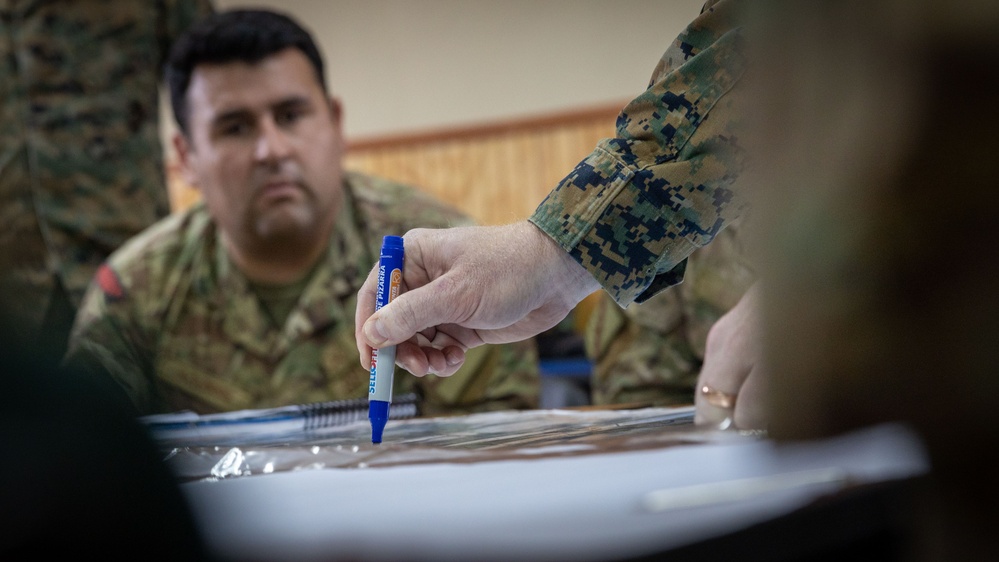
[175, 48, 344, 256]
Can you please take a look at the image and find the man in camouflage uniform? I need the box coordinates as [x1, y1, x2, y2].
[585, 222, 755, 407]
[0, 0, 213, 359]
[64, 9, 538, 416]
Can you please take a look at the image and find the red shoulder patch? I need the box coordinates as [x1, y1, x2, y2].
[96, 264, 126, 301]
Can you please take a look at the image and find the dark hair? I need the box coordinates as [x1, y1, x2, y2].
[165, 9, 328, 135]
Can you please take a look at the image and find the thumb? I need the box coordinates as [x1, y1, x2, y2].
[360, 278, 466, 348]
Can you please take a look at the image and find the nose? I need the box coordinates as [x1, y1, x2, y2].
[254, 116, 293, 163]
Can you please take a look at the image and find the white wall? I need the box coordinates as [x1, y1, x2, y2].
[198, 0, 707, 139]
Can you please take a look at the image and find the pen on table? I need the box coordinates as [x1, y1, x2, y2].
[368, 235, 405, 444]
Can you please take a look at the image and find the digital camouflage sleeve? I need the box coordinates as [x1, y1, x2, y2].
[529, 0, 747, 307]
[0, 0, 213, 338]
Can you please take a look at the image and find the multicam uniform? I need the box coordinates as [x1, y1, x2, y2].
[585, 222, 755, 406]
[0, 0, 213, 348]
[65, 173, 539, 416]
[529, 0, 746, 307]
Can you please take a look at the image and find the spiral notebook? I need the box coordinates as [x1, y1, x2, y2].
[141, 393, 420, 447]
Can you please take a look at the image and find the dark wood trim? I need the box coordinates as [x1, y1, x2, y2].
[346, 101, 627, 151]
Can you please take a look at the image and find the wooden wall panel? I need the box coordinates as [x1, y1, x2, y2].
[342, 107, 622, 227]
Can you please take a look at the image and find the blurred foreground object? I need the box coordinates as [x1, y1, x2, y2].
[745, 1, 999, 559]
[0, 307, 210, 558]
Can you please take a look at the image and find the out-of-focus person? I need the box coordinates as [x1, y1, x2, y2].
[744, 1, 999, 559]
[0, 0, 213, 359]
[64, 8, 538, 416]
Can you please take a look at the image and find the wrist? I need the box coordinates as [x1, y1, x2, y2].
[521, 220, 601, 307]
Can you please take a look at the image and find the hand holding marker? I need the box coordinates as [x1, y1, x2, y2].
[368, 235, 404, 443]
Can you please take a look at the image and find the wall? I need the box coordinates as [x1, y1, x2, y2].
[165, 0, 709, 219]
[163, 0, 707, 141]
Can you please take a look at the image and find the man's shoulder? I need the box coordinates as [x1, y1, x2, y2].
[345, 172, 476, 230]
[104, 204, 213, 288]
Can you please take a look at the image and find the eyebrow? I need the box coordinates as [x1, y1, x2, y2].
[210, 95, 315, 127]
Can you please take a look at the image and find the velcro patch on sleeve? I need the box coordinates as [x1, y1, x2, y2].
[96, 264, 126, 301]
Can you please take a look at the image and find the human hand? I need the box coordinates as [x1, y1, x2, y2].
[694, 282, 768, 430]
[355, 221, 600, 377]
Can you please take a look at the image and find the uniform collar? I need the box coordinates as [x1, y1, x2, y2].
[208, 180, 372, 357]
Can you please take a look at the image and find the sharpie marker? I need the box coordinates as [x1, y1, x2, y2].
[368, 235, 405, 444]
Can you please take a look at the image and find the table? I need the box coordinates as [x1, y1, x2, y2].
[161, 407, 929, 561]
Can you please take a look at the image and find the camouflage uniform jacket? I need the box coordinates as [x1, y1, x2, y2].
[585, 221, 756, 406]
[529, 0, 747, 306]
[65, 173, 540, 416]
[0, 0, 213, 334]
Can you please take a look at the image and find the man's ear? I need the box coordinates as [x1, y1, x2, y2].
[328, 96, 344, 132]
[172, 132, 200, 190]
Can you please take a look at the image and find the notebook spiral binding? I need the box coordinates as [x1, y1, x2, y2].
[301, 392, 420, 430]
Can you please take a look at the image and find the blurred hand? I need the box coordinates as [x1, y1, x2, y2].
[694, 282, 767, 429]
[355, 221, 600, 377]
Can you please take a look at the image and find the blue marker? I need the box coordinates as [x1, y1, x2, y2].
[368, 235, 405, 444]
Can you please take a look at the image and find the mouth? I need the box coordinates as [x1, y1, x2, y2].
[257, 180, 303, 203]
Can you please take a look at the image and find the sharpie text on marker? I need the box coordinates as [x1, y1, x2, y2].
[368, 235, 404, 444]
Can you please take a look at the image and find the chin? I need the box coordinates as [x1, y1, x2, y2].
[255, 208, 315, 239]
